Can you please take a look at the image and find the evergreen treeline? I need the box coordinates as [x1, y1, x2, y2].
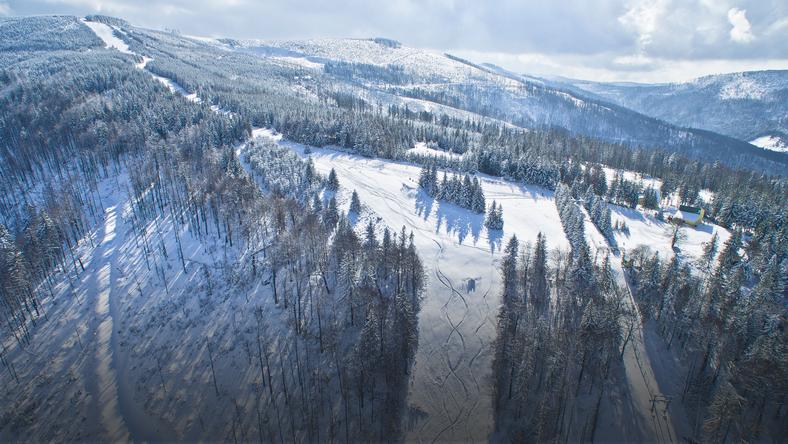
[418, 165, 486, 213]
[128, 24, 786, 239]
[235, 141, 426, 440]
[0, 44, 247, 342]
[492, 231, 624, 442]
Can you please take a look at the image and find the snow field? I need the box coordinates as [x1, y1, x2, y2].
[81, 19, 133, 55]
[406, 142, 464, 161]
[750, 135, 788, 153]
[609, 205, 729, 264]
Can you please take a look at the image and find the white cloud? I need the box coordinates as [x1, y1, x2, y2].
[728, 7, 755, 43]
[0, 2, 11, 15]
[7, 0, 787, 81]
[618, 0, 669, 49]
[452, 49, 788, 83]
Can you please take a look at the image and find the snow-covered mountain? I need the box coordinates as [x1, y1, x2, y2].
[205, 37, 787, 171]
[1, 15, 786, 444]
[559, 70, 788, 151]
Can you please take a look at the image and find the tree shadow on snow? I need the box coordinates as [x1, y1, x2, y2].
[487, 228, 503, 253]
[693, 223, 714, 234]
[434, 200, 483, 244]
[414, 189, 435, 221]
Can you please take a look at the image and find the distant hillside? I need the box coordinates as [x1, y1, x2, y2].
[223, 38, 787, 172]
[559, 70, 788, 147]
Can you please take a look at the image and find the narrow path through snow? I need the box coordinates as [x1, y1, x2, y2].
[581, 207, 679, 442]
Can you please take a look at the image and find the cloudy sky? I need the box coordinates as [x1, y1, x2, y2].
[3, 0, 787, 82]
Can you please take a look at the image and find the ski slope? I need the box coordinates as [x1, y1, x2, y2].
[81, 19, 133, 54]
[581, 207, 680, 442]
[250, 129, 569, 442]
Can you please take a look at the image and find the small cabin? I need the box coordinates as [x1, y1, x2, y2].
[671, 205, 704, 227]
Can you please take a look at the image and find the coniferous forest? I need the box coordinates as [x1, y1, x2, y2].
[0, 13, 785, 443]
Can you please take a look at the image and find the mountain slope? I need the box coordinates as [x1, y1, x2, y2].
[560, 70, 788, 148]
[213, 38, 788, 172]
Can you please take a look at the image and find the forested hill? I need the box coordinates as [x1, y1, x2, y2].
[0, 14, 786, 444]
[557, 70, 788, 147]
[223, 37, 788, 173]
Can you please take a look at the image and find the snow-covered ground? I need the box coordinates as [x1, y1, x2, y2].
[750, 135, 788, 153]
[68, 17, 722, 442]
[581, 206, 684, 442]
[610, 205, 729, 263]
[602, 166, 662, 192]
[406, 142, 464, 161]
[250, 129, 569, 442]
[85, 19, 204, 106]
[81, 19, 133, 54]
[242, 38, 507, 86]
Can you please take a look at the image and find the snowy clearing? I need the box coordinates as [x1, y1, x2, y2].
[406, 142, 464, 161]
[610, 205, 729, 264]
[81, 19, 133, 54]
[250, 129, 569, 442]
[602, 166, 662, 191]
[750, 135, 788, 153]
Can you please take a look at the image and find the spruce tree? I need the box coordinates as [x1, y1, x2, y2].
[502, 235, 519, 300]
[529, 232, 548, 307]
[327, 168, 340, 191]
[349, 190, 361, 214]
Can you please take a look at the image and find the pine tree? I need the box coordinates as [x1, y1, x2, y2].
[502, 235, 519, 301]
[700, 232, 719, 271]
[324, 197, 339, 227]
[529, 232, 548, 307]
[438, 172, 449, 200]
[485, 201, 504, 230]
[349, 190, 361, 214]
[471, 177, 486, 213]
[418, 166, 431, 191]
[304, 158, 315, 186]
[327, 168, 340, 191]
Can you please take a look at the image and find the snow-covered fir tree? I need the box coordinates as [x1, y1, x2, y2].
[484, 200, 504, 230]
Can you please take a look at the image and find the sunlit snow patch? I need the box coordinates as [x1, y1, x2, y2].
[81, 19, 133, 54]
